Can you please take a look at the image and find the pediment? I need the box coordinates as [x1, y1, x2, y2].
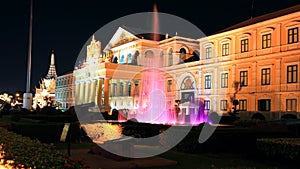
[104, 26, 140, 51]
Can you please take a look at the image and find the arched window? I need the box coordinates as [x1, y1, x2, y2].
[132, 51, 139, 65]
[145, 50, 154, 67]
[160, 51, 164, 67]
[179, 48, 187, 63]
[127, 53, 132, 63]
[120, 55, 125, 63]
[112, 56, 118, 63]
[180, 76, 195, 90]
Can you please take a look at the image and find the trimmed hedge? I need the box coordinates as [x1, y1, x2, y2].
[11, 122, 82, 143]
[22, 114, 78, 123]
[160, 124, 292, 154]
[233, 119, 263, 128]
[0, 128, 89, 168]
[257, 138, 300, 161]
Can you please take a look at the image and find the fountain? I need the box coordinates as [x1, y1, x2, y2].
[132, 4, 208, 125]
[135, 5, 173, 124]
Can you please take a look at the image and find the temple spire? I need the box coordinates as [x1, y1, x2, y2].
[50, 50, 55, 65]
[45, 50, 57, 79]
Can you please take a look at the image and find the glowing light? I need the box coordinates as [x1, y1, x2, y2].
[81, 123, 122, 144]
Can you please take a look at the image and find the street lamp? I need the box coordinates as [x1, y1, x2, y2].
[23, 0, 33, 110]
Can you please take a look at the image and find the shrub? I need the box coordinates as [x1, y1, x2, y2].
[0, 103, 11, 115]
[257, 138, 300, 162]
[233, 119, 262, 128]
[159, 125, 292, 154]
[23, 114, 78, 123]
[252, 113, 265, 121]
[10, 122, 82, 143]
[0, 128, 89, 168]
[219, 115, 239, 124]
[281, 114, 297, 120]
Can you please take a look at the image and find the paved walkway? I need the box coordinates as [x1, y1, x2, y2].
[60, 148, 177, 169]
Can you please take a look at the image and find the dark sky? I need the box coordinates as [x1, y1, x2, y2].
[0, 0, 299, 94]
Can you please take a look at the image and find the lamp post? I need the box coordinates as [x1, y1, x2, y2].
[23, 0, 33, 110]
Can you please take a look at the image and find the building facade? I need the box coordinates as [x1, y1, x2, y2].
[54, 72, 75, 110]
[67, 5, 300, 120]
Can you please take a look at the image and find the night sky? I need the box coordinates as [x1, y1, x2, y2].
[0, 0, 299, 94]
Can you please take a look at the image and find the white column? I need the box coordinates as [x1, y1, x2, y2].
[79, 82, 85, 105]
[84, 81, 90, 104]
[90, 80, 96, 103]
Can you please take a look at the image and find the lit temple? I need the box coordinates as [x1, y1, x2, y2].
[33, 51, 57, 109]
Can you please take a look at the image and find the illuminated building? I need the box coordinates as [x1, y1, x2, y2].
[54, 72, 75, 110]
[32, 51, 57, 109]
[68, 4, 300, 120]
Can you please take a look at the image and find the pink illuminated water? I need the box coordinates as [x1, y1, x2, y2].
[135, 4, 171, 123]
[119, 4, 209, 125]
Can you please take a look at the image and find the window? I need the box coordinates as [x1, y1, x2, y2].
[205, 46, 212, 59]
[205, 75, 211, 89]
[262, 33, 271, 49]
[222, 43, 229, 56]
[286, 99, 297, 112]
[287, 65, 298, 83]
[168, 49, 173, 66]
[128, 82, 131, 96]
[240, 71, 248, 86]
[204, 100, 210, 110]
[261, 68, 271, 85]
[288, 27, 299, 44]
[167, 80, 172, 92]
[221, 73, 228, 88]
[220, 100, 228, 111]
[258, 99, 271, 111]
[241, 39, 249, 53]
[239, 100, 247, 111]
[112, 84, 117, 97]
[120, 83, 125, 96]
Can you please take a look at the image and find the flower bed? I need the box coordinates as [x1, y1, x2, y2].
[0, 128, 89, 168]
